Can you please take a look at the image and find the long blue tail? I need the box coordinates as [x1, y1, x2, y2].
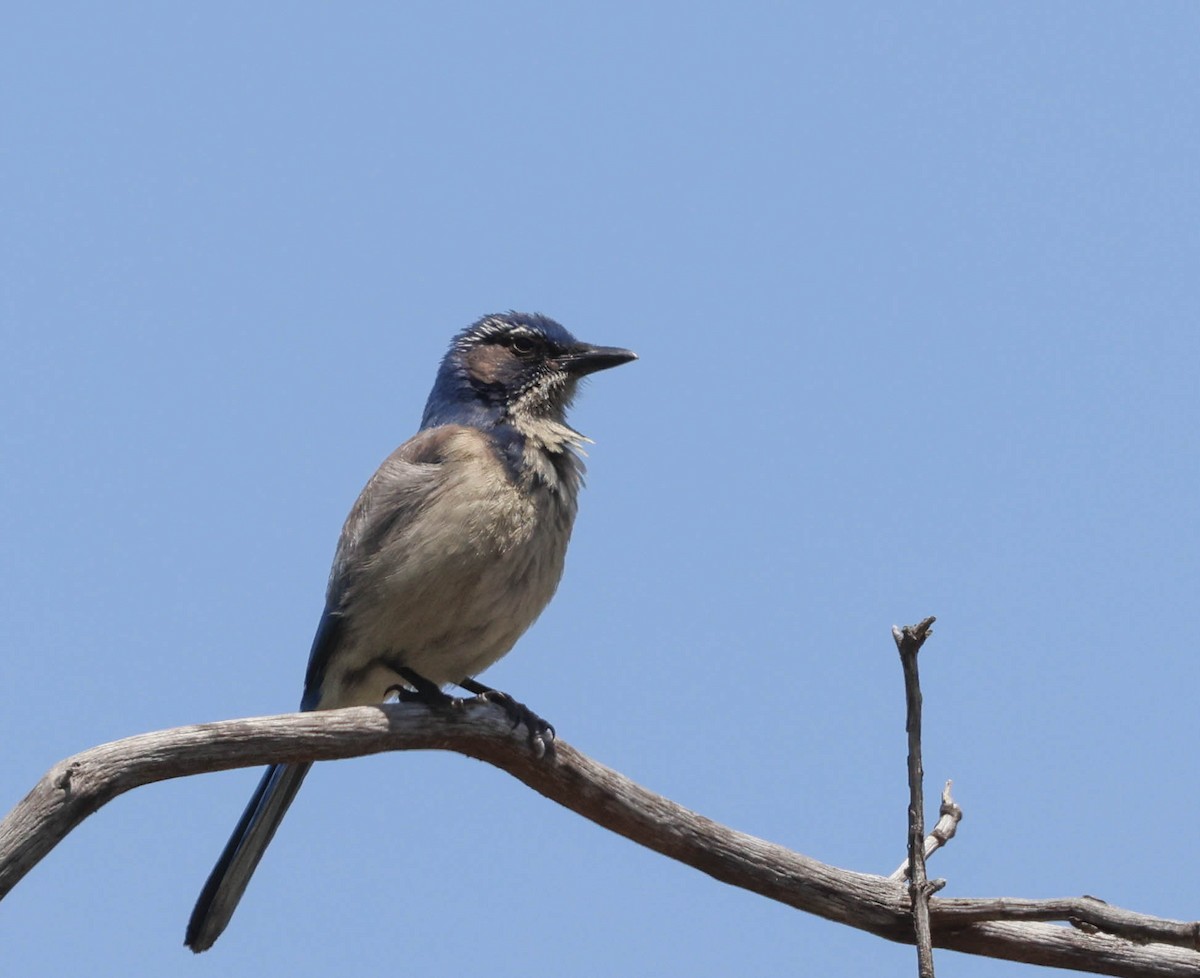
[185, 761, 311, 952]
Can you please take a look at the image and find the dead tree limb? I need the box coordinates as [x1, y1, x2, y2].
[895, 615, 940, 977]
[0, 703, 1197, 976]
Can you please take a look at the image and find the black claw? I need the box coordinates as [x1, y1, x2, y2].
[456, 679, 554, 755]
[393, 673, 553, 755]
[477, 689, 555, 755]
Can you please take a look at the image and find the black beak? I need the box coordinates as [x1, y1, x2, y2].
[558, 344, 638, 378]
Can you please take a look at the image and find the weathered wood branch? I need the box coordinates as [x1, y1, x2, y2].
[895, 615, 939, 977]
[1, 703, 1197, 976]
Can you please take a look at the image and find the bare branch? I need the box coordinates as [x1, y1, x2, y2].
[895, 615, 939, 977]
[1, 703, 1198, 976]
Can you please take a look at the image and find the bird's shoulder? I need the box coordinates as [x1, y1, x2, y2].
[383, 422, 488, 466]
[336, 426, 491, 538]
[384, 422, 582, 493]
[335, 424, 536, 560]
[345, 424, 510, 503]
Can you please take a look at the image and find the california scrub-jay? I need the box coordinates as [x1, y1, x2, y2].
[185, 312, 635, 952]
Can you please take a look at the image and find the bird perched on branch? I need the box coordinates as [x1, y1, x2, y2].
[186, 312, 636, 952]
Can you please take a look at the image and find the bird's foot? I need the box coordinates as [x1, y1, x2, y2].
[459, 679, 555, 757]
[387, 668, 462, 709]
[385, 683, 458, 707]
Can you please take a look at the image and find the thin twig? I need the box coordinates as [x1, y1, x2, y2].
[891, 781, 963, 880]
[894, 615, 938, 978]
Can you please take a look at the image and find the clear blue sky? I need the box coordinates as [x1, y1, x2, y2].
[3, 4, 1198, 976]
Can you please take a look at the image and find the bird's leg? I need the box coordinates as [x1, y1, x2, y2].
[456, 677, 556, 755]
[386, 667, 460, 708]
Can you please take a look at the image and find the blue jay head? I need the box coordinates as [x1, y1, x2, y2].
[422, 312, 636, 430]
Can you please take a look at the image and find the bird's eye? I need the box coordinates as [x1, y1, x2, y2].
[509, 335, 537, 357]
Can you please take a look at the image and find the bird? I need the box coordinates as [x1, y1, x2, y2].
[185, 312, 636, 952]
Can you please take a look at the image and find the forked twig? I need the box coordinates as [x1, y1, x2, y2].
[891, 781, 963, 881]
